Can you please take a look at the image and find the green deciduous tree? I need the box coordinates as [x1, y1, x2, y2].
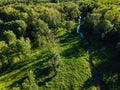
[16, 37, 31, 58]
[29, 19, 50, 47]
[0, 41, 8, 70]
[3, 30, 16, 45]
[63, 2, 80, 19]
[40, 7, 61, 28]
[0, 7, 21, 21]
[65, 20, 76, 33]
[28, 70, 39, 90]
[22, 70, 39, 90]
[97, 20, 113, 38]
[4, 20, 27, 37]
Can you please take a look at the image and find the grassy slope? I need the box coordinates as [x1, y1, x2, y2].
[0, 49, 51, 88]
[0, 22, 96, 90]
[38, 28, 96, 90]
[0, 0, 119, 89]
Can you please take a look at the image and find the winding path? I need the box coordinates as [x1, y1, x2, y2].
[77, 16, 104, 90]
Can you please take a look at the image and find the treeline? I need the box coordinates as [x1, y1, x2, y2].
[79, 0, 120, 54]
[0, 0, 81, 69]
[0, 0, 62, 83]
[0, 1, 80, 89]
[78, 0, 120, 89]
[0, 0, 81, 6]
[0, 0, 120, 89]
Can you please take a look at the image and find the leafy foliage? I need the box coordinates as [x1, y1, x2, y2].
[0, 0, 119, 90]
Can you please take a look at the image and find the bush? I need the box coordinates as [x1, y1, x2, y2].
[0, 7, 21, 21]
[4, 20, 27, 37]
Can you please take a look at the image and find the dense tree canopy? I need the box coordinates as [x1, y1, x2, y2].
[0, 0, 120, 90]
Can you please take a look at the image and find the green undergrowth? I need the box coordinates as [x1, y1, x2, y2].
[39, 57, 92, 90]
[0, 1, 110, 90]
[33, 27, 93, 90]
[0, 22, 96, 90]
[40, 27, 96, 90]
[0, 48, 51, 88]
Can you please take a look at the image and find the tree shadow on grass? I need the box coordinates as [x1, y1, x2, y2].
[0, 54, 51, 77]
[6, 58, 55, 88]
[58, 30, 80, 44]
[81, 77, 94, 89]
[61, 44, 80, 58]
[34, 60, 57, 86]
[34, 66, 52, 79]
[61, 38, 88, 58]
[58, 30, 89, 58]
[37, 71, 57, 86]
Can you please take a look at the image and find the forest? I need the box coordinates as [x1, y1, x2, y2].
[0, 0, 120, 90]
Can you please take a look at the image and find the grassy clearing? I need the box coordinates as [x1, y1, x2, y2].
[39, 27, 96, 90]
[0, 49, 51, 88]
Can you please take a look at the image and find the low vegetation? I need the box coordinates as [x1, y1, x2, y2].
[0, 0, 119, 90]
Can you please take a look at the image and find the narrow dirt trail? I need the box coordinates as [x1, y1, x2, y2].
[87, 45, 105, 90]
[76, 16, 105, 90]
